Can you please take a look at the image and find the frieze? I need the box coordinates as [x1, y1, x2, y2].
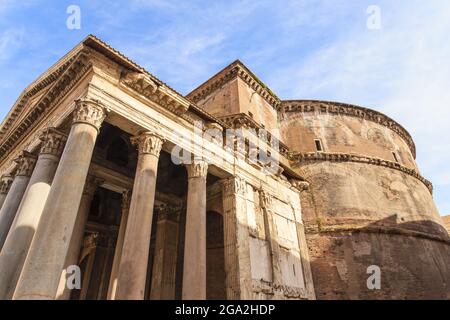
[291, 151, 433, 194]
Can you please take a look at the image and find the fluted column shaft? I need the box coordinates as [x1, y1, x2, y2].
[13, 99, 106, 300]
[0, 175, 13, 210]
[56, 176, 102, 300]
[115, 132, 164, 300]
[107, 190, 131, 300]
[0, 152, 37, 251]
[182, 160, 208, 300]
[0, 128, 67, 299]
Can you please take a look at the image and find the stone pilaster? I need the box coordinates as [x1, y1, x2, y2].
[290, 179, 316, 300]
[259, 190, 282, 287]
[0, 175, 13, 209]
[221, 176, 253, 300]
[150, 204, 181, 300]
[56, 175, 103, 300]
[182, 160, 208, 300]
[13, 99, 106, 300]
[0, 151, 37, 251]
[0, 128, 67, 300]
[115, 132, 164, 300]
[107, 189, 132, 300]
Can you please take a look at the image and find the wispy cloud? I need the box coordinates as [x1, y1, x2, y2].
[267, 0, 450, 214]
[0, 28, 25, 62]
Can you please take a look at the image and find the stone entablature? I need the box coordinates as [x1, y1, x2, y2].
[0, 49, 92, 165]
[291, 151, 433, 194]
[187, 60, 281, 110]
[280, 100, 416, 159]
[219, 113, 290, 159]
[0, 51, 81, 141]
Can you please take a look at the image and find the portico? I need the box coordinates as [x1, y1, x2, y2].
[0, 35, 315, 301]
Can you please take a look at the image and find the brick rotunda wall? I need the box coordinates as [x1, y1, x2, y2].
[279, 100, 450, 299]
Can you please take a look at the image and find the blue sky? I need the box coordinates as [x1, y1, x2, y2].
[0, 0, 449, 215]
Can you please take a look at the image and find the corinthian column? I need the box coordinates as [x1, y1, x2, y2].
[56, 175, 103, 300]
[115, 132, 164, 300]
[107, 190, 131, 300]
[13, 99, 106, 300]
[0, 151, 37, 251]
[0, 175, 13, 210]
[182, 160, 208, 300]
[0, 128, 67, 300]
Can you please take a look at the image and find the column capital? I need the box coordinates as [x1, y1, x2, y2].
[221, 176, 247, 197]
[259, 190, 273, 209]
[14, 151, 37, 177]
[83, 175, 104, 197]
[121, 189, 132, 212]
[289, 179, 309, 193]
[39, 128, 68, 157]
[186, 160, 208, 179]
[73, 99, 107, 131]
[0, 175, 13, 195]
[155, 203, 181, 222]
[130, 132, 164, 157]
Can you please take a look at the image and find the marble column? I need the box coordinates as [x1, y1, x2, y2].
[0, 175, 13, 210]
[221, 176, 253, 299]
[56, 175, 102, 300]
[0, 128, 67, 300]
[150, 204, 180, 300]
[182, 160, 208, 300]
[115, 132, 164, 300]
[13, 99, 106, 300]
[107, 190, 131, 300]
[0, 151, 37, 251]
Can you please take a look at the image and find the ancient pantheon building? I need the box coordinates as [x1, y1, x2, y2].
[0, 35, 448, 300]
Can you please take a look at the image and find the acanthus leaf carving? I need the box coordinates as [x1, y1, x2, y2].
[186, 160, 208, 179]
[0, 175, 13, 194]
[14, 151, 37, 177]
[73, 99, 107, 131]
[130, 132, 164, 157]
[39, 127, 68, 157]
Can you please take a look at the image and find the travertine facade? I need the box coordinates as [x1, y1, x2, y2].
[0, 35, 448, 300]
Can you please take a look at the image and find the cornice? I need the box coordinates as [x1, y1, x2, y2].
[0, 49, 93, 163]
[0, 53, 80, 141]
[305, 223, 450, 245]
[281, 100, 416, 159]
[187, 60, 281, 110]
[291, 151, 432, 194]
